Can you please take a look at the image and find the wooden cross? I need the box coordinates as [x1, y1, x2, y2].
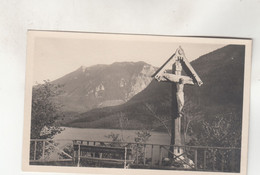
[152, 46, 203, 156]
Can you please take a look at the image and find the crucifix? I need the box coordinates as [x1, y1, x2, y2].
[152, 46, 203, 156]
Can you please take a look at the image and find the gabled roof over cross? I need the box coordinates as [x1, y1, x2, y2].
[152, 46, 203, 86]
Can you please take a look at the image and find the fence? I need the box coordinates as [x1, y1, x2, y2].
[29, 139, 240, 172]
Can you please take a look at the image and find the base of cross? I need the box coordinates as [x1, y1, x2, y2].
[162, 156, 195, 169]
[166, 147, 195, 169]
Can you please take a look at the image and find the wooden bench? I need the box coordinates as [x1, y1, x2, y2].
[73, 140, 134, 168]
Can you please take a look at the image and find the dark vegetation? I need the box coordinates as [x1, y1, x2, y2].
[31, 80, 64, 139]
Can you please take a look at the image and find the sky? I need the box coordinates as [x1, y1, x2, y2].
[32, 34, 225, 84]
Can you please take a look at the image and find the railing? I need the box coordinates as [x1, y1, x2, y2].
[30, 139, 73, 165]
[29, 139, 240, 172]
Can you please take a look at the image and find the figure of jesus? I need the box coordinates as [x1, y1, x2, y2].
[176, 78, 184, 117]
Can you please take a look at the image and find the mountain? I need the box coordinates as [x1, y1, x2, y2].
[52, 61, 157, 113]
[65, 45, 245, 131]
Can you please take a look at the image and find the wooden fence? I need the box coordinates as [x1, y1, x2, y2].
[29, 139, 240, 172]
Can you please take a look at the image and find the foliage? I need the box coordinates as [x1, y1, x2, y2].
[104, 129, 151, 164]
[186, 109, 242, 172]
[144, 103, 171, 135]
[31, 80, 64, 139]
[133, 129, 151, 164]
[187, 109, 242, 148]
[118, 113, 129, 130]
[134, 130, 151, 143]
[105, 132, 125, 147]
[104, 113, 130, 147]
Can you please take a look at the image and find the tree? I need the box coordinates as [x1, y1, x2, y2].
[186, 109, 242, 172]
[118, 112, 129, 141]
[144, 103, 171, 136]
[30, 80, 64, 139]
[187, 109, 242, 148]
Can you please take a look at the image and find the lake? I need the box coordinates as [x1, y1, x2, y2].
[53, 127, 171, 162]
[54, 127, 171, 145]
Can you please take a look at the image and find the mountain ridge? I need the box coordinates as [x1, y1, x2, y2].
[64, 45, 245, 132]
[52, 61, 157, 113]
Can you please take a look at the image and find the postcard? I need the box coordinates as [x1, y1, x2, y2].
[22, 31, 252, 175]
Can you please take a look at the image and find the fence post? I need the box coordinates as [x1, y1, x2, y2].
[231, 149, 236, 172]
[203, 150, 207, 170]
[73, 147, 76, 163]
[34, 140, 37, 160]
[212, 149, 216, 171]
[143, 144, 146, 165]
[93, 142, 96, 157]
[42, 141, 45, 159]
[151, 145, 154, 166]
[124, 147, 127, 169]
[221, 151, 225, 172]
[135, 144, 138, 164]
[194, 149, 198, 170]
[159, 146, 162, 166]
[77, 144, 81, 167]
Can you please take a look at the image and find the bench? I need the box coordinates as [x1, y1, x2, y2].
[73, 140, 134, 168]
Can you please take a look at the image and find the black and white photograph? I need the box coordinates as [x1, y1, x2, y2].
[22, 31, 251, 175]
